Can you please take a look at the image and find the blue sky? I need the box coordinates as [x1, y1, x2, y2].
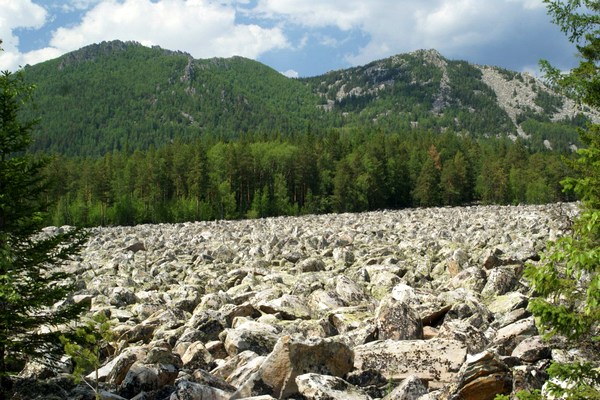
[0, 0, 580, 78]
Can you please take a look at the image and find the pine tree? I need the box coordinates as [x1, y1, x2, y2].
[0, 64, 87, 391]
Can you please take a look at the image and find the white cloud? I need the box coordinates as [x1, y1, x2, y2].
[281, 69, 298, 78]
[21, 46, 64, 66]
[0, 0, 47, 70]
[251, 0, 561, 70]
[507, 0, 545, 10]
[253, 0, 369, 31]
[59, 0, 103, 12]
[48, 0, 289, 58]
[1, 0, 574, 75]
[2, 0, 290, 71]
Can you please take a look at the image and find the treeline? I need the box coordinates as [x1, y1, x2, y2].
[42, 129, 575, 227]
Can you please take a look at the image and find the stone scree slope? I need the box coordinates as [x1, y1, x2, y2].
[13, 203, 596, 400]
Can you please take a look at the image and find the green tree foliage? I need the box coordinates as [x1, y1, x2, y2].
[412, 145, 442, 206]
[17, 40, 587, 157]
[61, 314, 115, 400]
[441, 151, 469, 206]
[524, 1, 600, 398]
[40, 130, 577, 226]
[0, 67, 87, 391]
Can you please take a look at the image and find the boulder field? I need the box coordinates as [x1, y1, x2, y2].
[12, 203, 596, 399]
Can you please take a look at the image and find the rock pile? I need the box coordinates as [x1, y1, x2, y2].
[13, 203, 593, 399]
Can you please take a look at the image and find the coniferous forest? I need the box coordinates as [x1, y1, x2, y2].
[42, 131, 574, 227]
[16, 41, 587, 227]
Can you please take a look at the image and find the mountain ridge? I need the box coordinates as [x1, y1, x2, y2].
[20, 40, 590, 156]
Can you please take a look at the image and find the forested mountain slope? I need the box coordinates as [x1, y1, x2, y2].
[20, 40, 591, 156]
[22, 41, 320, 155]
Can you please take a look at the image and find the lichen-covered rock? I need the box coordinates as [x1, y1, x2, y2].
[375, 295, 423, 340]
[188, 369, 237, 393]
[335, 275, 371, 306]
[257, 294, 312, 320]
[180, 341, 214, 370]
[295, 373, 372, 400]
[223, 319, 280, 356]
[492, 316, 538, 355]
[512, 364, 549, 394]
[481, 266, 519, 298]
[297, 257, 327, 273]
[118, 362, 178, 398]
[169, 380, 233, 400]
[443, 351, 512, 400]
[382, 375, 429, 400]
[211, 350, 266, 388]
[101, 347, 145, 385]
[437, 320, 488, 354]
[511, 336, 551, 363]
[353, 339, 467, 389]
[445, 267, 487, 293]
[328, 305, 374, 334]
[487, 292, 528, 315]
[308, 289, 346, 315]
[233, 336, 354, 398]
[13, 203, 587, 400]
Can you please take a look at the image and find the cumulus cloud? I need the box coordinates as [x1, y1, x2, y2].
[0, 0, 576, 75]
[0, 0, 47, 70]
[252, 0, 572, 71]
[253, 0, 370, 31]
[281, 69, 298, 78]
[58, 0, 103, 12]
[1, 0, 290, 70]
[49, 0, 289, 58]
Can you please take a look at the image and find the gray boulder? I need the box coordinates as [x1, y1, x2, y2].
[296, 373, 372, 400]
[233, 336, 353, 399]
[118, 362, 178, 398]
[169, 380, 232, 400]
[353, 339, 467, 389]
[443, 351, 512, 400]
[382, 375, 429, 400]
[376, 295, 423, 340]
[223, 319, 280, 356]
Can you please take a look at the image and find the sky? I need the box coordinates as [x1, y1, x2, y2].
[0, 0, 581, 78]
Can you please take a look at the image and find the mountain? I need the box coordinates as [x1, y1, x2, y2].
[303, 49, 594, 149]
[20, 40, 593, 156]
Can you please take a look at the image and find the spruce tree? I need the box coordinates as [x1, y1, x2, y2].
[524, 1, 600, 398]
[0, 50, 87, 391]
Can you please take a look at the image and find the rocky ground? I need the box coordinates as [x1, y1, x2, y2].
[10, 203, 596, 399]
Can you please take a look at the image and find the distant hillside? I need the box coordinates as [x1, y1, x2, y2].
[20, 41, 592, 156]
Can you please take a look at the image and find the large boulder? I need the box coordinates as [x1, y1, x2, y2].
[223, 319, 280, 356]
[375, 295, 423, 340]
[491, 316, 538, 356]
[257, 294, 312, 320]
[295, 373, 371, 400]
[511, 336, 551, 363]
[232, 336, 354, 399]
[353, 339, 467, 389]
[169, 380, 233, 400]
[437, 319, 488, 354]
[382, 375, 429, 400]
[118, 362, 178, 398]
[180, 341, 214, 371]
[443, 351, 512, 400]
[211, 350, 266, 388]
